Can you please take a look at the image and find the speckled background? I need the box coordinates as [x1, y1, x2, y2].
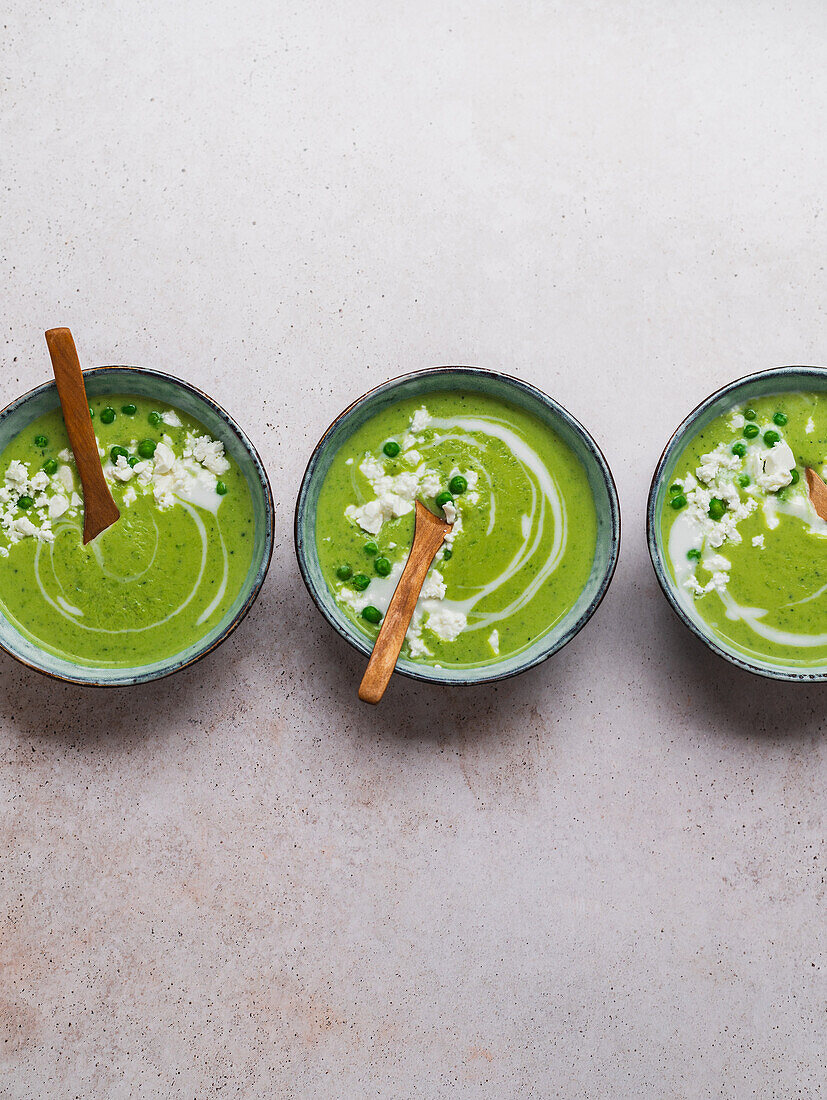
[2, 2, 827, 1096]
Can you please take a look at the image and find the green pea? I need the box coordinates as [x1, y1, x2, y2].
[17, 495, 33, 510]
[448, 475, 468, 495]
[443, 549, 453, 560]
[383, 441, 400, 457]
[148, 411, 162, 426]
[42, 458, 58, 475]
[744, 408, 757, 420]
[364, 540, 378, 555]
[374, 556, 391, 576]
[110, 445, 130, 464]
[669, 494, 687, 510]
[121, 403, 137, 415]
[435, 490, 453, 508]
[137, 439, 156, 459]
[216, 480, 228, 495]
[790, 468, 800, 484]
[743, 424, 760, 439]
[773, 411, 787, 426]
[128, 455, 140, 468]
[738, 473, 751, 487]
[669, 483, 682, 494]
[708, 497, 726, 521]
[353, 573, 370, 592]
[763, 430, 781, 447]
[100, 407, 116, 424]
[731, 442, 747, 457]
[336, 563, 352, 581]
[361, 605, 382, 624]
[687, 548, 701, 561]
[33, 434, 48, 448]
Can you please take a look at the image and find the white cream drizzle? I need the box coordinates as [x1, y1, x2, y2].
[32, 498, 225, 636]
[425, 415, 567, 633]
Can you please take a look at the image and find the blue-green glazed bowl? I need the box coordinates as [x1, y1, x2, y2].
[647, 365, 827, 682]
[0, 366, 274, 686]
[295, 366, 620, 686]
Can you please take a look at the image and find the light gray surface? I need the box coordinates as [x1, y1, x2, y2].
[2, 2, 826, 1096]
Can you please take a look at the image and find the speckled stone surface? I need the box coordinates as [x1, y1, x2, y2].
[2, 2, 827, 1096]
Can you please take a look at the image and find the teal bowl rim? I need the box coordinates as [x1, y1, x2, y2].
[0, 365, 275, 687]
[295, 365, 621, 686]
[647, 364, 827, 683]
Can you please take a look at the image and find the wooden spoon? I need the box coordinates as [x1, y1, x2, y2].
[358, 500, 452, 704]
[806, 467, 827, 522]
[44, 328, 120, 544]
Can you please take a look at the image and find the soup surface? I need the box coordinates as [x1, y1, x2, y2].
[0, 395, 255, 667]
[661, 392, 827, 667]
[316, 390, 598, 667]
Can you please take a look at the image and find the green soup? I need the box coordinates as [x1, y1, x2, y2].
[662, 392, 827, 667]
[315, 391, 598, 667]
[0, 395, 255, 667]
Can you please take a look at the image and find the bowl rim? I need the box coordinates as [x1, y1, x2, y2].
[0, 364, 275, 687]
[646, 363, 827, 682]
[295, 365, 621, 686]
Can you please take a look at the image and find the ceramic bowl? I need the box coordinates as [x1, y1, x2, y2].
[295, 366, 620, 685]
[647, 365, 827, 681]
[0, 366, 274, 686]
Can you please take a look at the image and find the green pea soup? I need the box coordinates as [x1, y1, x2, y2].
[315, 390, 598, 668]
[661, 391, 827, 668]
[0, 395, 255, 668]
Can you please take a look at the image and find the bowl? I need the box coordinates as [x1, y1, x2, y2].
[647, 364, 827, 682]
[0, 366, 274, 686]
[295, 366, 620, 685]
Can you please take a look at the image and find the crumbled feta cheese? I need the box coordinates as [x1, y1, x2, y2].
[806, 417, 815, 434]
[345, 500, 385, 535]
[752, 534, 765, 548]
[48, 494, 70, 519]
[697, 444, 740, 485]
[5, 460, 28, 487]
[756, 440, 795, 492]
[55, 465, 73, 494]
[112, 455, 135, 482]
[161, 410, 182, 427]
[411, 407, 431, 432]
[419, 470, 442, 498]
[426, 607, 467, 641]
[192, 436, 230, 475]
[153, 442, 175, 475]
[13, 516, 39, 538]
[420, 569, 446, 600]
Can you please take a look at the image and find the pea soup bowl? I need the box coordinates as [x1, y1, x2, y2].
[0, 366, 274, 686]
[295, 366, 620, 687]
[647, 365, 827, 682]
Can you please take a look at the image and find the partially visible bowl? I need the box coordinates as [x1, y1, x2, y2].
[0, 366, 274, 685]
[295, 366, 620, 686]
[647, 365, 827, 681]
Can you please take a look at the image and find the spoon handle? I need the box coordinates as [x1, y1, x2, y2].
[358, 501, 450, 704]
[806, 467, 827, 522]
[45, 328, 119, 545]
